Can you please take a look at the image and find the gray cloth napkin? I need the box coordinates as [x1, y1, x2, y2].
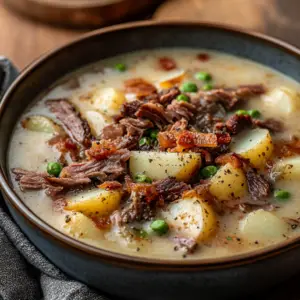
[0, 204, 108, 300]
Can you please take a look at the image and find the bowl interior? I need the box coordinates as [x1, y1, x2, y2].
[1, 21, 300, 265]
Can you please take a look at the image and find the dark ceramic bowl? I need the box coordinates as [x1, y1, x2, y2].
[1, 21, 300, 300]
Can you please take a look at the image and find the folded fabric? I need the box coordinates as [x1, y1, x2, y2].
[0, 202, 108, 300]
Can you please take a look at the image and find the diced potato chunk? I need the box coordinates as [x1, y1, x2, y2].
[162, 196, 216, 242]
[231, 129, 273, 168]
[263, 86, 300, 115]
[22, 115, 64, 135]
[84, 110, 109, 137]
[129, 151, 201, 181]
[273, 156, 300, 180]
[209, 163, 247, 201]
[65, 188, 121, 217]
[92, 87, 126, 116]
[63, 212, 102, 240]
[239, 209, 289, 243]
[159, 69, 186, 89]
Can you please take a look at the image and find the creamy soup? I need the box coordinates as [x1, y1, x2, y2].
[8, 49, 300, 260]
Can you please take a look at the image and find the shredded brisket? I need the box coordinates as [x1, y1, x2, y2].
[166, 100, 196, 122]
[46, 99, 91, 146]
[159, 87, 181, 104]
[119, 118, 153, 138]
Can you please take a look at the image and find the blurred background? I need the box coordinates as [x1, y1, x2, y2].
[1, 0, 300, 69]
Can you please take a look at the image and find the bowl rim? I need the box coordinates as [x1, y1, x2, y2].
[1, 20, 300, 269]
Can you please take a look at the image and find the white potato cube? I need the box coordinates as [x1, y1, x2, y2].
[129, 151, 201, 181]
[84, 110, 109, 137]
[273, 156, 300, 181]
[239, 209, 289, 243]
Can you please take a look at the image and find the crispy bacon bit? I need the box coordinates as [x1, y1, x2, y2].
[216, 132, 231, 145]
[92, 216, 111, 230]
[135, 102, 172, 129]
[215, 153, 243, 168]
[158, 57, 177, 71]
[177, 131, 218, 150]
[158, 131, 177, 149]
[48, 135, 80, 162]
[225, 114, 253, 135]
[124, 78, 157, 97]
[274, 137, 300, 158]
[86, 140, 117, 160]
[98, 181, 123, 191]
[197, 53, 210, 62]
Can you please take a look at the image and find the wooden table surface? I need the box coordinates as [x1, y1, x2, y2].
[0, 0, 300, 299]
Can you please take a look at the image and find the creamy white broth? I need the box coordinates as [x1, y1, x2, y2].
[8, 48, 300, 260]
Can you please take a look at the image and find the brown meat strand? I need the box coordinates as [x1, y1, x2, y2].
[47, 177, 91, 187]
[166, 100, 196, 122]
[119, 118, 153, 138]
[116, 100, 143, 120]
[61, 149, 130, 182]
[254, 118, 284, 133]
[124, 78, 157, 97]
[225, 114, 253, 135]
[273, 137, 300, 158]
[154, 178, 190, 202]
[46, 99, 91, 146]
[135, 102, 172, 129]
[197, 84, 266, 110]
[101, 124, 125, 140]
[159, 87, 181, 104]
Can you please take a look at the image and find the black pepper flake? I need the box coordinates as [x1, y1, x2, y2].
[65, 215, 71, 223]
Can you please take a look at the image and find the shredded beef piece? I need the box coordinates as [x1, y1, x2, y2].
[98, 181, 123, 191]
[121, 181, 158, 223]
[254, 118, 284, 133]
[47, 177, 91, 187]
[197, 84, 265, 110]
[159, 87, 181, 104]
[101, 124, 125, 140]
[135, 102, 172, 129]
[61, 149, 130, 182]
[158, 57, 177, 71]
[170, 119, 188, 131]
[114, 136, 139, 150]
[12, 168, 64, 198]
[166, 100, 196, 122]
[225, 114, 253, 135]
[117, 100, 143, 120]
[243, 164, 271, 201]
[46, 99, 91, 146]
[191, 101, 226, 133]
[124, 78, 157, 97]
[174, 237, 198, 254]
[120, 117, 153, 138]
[154, 178, 190, 202]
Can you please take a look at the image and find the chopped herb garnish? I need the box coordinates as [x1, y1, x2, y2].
[226, 236, 233, 241]
[139, 137, 151, 147]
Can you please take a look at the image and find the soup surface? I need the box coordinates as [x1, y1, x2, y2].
[8, 48, 300, 260]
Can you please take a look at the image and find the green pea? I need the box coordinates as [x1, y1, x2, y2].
[135, 173, 152, 184]
[176, 94, 189, 102]
[47, 162, 62, 177]
[150, 220, 169, 235]
[236, 110, 249, 116]
[115, 63, 126, 72]
[248, 109, 260, 118]
[195, 71, 212, 82]
[149, 129, 159, 140]
[202, 83, 213, 91]
[139, 137, 151, 147]
[180, 82, 198, 93]
[274, 189, 291, 201]
[200, 165, 218, 179]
